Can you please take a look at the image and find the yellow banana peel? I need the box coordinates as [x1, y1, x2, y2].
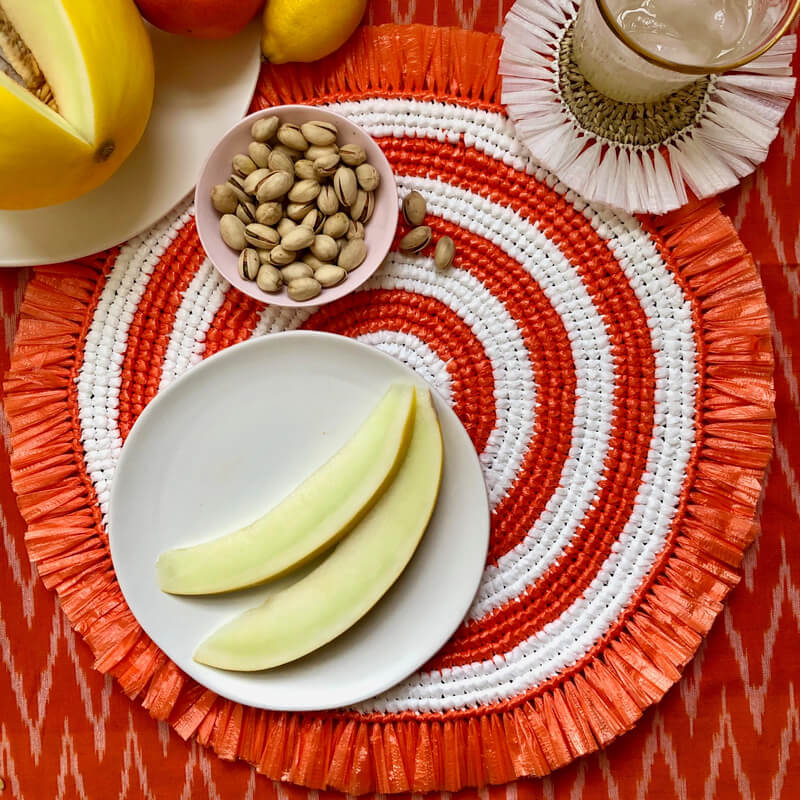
[0, 0, 154, 209]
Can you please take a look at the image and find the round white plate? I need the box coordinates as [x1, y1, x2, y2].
[109, 332, 490, 711]
[0, 22, 261, 267]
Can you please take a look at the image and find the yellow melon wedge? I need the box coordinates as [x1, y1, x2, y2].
[157, 384, 416, 595]
[193, 387, 443, 671]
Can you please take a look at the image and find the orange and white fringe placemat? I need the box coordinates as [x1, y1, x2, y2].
[4, 24, 774, 794]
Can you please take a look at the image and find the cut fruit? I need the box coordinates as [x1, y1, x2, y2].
[194, 387, 443, 671]
[0, 0, 154, 209]
[157, 383, 416, 595]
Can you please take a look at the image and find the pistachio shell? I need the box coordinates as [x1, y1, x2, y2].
[399, 225, 432, 254]
[434, 236, 455, 269]
[300, 120, 338, 146]
[227, 174, 250, 202]
[238, 248, 260, 280]
[211, 183, 239, 214]
[256, 264, 283, 292]
[333, 166, 358, 207]
[276, 123, 307, 151]
[301, 209, 325, 233]
[232, 153, 257, 177]
[280, 262, 315, 282]
[258, 249, 274, 265]
[286, 201, 316, 221]
[346, 220, 365, 240]
[255, 201, 282, 226]
[288, 178, 321, 204]
[313, 152, 340, 177]
[277, 217, 297, 237]
[269, 244, 295, 266]
[310, 234, 339, 262]
[219, 214, 246, 250]
[281, 226, 315, 252]
[271, 143, 301, 162]
[317, 185, 339, 216]
[268, 149, 294, 175]
[244, 223, 280, 250]
[338, 143, 367, 166]
[235, 200, 257, 224]
[251, 116, 279, 142]
[315, 265, 347, 287]
[255, 170, 294, 203]
[302, 253, 327, 272]
[355, 163, 380, 192]
[287, 277, 322, 301]
[349, 190, 374, 223]
[248, 141, 271, 168]
[243, 168, 270, 195]
[294, 159, 319, 181]
[402, 191, 426, 226]
[338, 238, 367, 271]
[322, 211, 350, 239]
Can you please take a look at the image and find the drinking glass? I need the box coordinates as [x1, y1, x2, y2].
[572, 0, 800, 103]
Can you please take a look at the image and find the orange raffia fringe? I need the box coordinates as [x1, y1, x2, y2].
[3, 25, 775, 794]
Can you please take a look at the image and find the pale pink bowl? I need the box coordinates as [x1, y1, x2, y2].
[195, 105, 398, 308]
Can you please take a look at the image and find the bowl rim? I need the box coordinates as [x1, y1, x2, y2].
[193, 104, 398, 308]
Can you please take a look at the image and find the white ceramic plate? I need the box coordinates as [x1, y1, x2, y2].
[109, 332, 490, 710]
[0, 23, 261, 267]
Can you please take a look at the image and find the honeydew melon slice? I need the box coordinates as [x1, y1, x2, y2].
[157, 384, 416, 595]
[193, 387, 443, 671]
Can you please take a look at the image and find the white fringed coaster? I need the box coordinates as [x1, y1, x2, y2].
[499, 0, 797, 214]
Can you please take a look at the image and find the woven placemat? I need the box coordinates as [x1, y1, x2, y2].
[4, 24, 775, 794]
[499, 0, 797, 214]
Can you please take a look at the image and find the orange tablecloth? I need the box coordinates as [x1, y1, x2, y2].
[1, 2, 798, 797]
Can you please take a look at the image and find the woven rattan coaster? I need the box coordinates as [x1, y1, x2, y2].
[500, 0, 797, 214]
[5, 24, 774, 795]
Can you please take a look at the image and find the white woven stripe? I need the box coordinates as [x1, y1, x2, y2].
[76, 201, 193, 518]
[158, 258, 228, 392]
[354, 331, 453, 403]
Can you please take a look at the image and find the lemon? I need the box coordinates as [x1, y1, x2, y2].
[261, 0, 367, 64]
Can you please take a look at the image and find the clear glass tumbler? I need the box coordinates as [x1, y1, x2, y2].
[572, 0, 800, 103]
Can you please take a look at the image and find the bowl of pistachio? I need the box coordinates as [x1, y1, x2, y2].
[195, 105, 398, 307]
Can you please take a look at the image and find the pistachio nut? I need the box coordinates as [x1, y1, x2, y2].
[333, 166, 358, 207]
[276, 123, 307, 151]
[288, 178, 321, 204]
[301, 208, 325, 233]
[272, 143, 302, 162]
[337, 237, 347, 255]
[302, 253, 327, 272]
[238, 248, 261, 281]
[339, 143, 366, 166]
[338, 238, 368, 272]
[322, 211, 350, 239]
[305, 144, 338, 162]
[245, 223, 281, 250]
[281, 225, 315, 252]
[300, 120, 338, 147]
[242, 167, 269, 195]
[256, 264, 283, 293]
[315, 265, 347, 287]
[251, 116, 279, 142]
[258, 249, 274, 265]
[346, 220, 365, 240]
[310, 234, 339, 262]
[317, 185, 339, 216]
[255, 201, 282, 226]
[211, 183, 239, 214]
[235, 200, 257, 224]
[255, 170, 294, 203]
[402, 191, 426, 226]
[355, 163, 380, 192]
[280, 262, 315, 282]
[269, 244, 295, 266]
[399, 225, 432, 254]
[277, 217, 297, 237]
[227, 174, 250, 202]
[349, 190, 374, 223]
[248, 141, 271, 169]
[287, 277, 322, 302]
[232, 153, 257, 177]
[294, 159, 319, 181]
[219, 214, 246, 250]
[313, 152, 340, 177]
[434, 236, 455, 269]
[286, 201, 316, 221]
[268, 148, 295, 174]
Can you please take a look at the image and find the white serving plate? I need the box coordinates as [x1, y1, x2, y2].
[109, 332, 490, 710]
[0, 22, 261, 266]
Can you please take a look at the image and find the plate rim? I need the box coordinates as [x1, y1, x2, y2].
[108, 330, 490, 710]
